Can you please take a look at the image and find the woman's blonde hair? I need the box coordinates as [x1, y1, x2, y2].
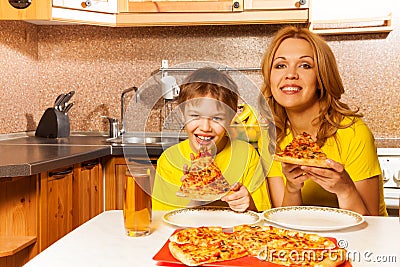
[261, 26, 362, 148]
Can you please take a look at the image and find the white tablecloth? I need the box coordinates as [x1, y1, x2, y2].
[24, 210, 400, 267]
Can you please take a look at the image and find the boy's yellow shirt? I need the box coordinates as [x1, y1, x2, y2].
[152, 139, 271, 211]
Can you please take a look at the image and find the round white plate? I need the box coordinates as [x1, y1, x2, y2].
[163, 207, 260, 228]
[262, 206, 364, 231]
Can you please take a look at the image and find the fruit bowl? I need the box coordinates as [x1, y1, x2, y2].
[229, 124, 263, 143]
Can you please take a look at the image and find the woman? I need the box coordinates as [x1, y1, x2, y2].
[262, 26, 386, 216]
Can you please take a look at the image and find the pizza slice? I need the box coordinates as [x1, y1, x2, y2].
[168, 226, 248, 266]
[177, 149, 231, 201]
[273, 132, 330, 168]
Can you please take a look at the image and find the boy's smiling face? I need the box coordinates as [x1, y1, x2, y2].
[183, 97, 233, 154]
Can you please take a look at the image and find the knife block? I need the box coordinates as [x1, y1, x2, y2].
[35, 108, 70, 138]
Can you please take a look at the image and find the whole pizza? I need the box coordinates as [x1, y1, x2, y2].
[167, 225, 347, 266]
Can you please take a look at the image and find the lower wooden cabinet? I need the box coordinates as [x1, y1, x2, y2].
[39, 166, 74, 251]
[104, 157, 127, 210]
[73, 159, 103, 228]
[0, 175, 38, 267]
[39, 160, 104, 250]
[1, 157, 103, 266]
[104, 156, 156, 211]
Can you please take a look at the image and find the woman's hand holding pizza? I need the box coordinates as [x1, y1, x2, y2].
[300, 159, 357, 198]
[281, 162, 308, 193]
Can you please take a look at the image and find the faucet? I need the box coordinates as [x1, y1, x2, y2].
[120, 86, 138, 135]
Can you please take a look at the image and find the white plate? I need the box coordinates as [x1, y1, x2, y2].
[163, 207, 260, 228]
[262, 206, 364, 231]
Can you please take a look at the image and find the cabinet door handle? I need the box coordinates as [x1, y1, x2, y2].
[81, 160, 99, 169]
[49, 167, 73, 177]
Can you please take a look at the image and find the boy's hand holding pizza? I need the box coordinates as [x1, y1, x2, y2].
[221, 182, 256, 212]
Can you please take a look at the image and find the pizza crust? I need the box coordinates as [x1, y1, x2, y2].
[168, 242, 199, 266]
[274, 154, 330, 168]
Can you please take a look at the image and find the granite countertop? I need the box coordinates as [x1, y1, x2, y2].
[375, 138, 400, 149]
[0, 133, 168, 177]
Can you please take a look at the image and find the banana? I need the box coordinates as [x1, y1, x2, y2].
[237, 104, 251, 122]
[246, 105, 259, 125]
[232, 104, 260, 126]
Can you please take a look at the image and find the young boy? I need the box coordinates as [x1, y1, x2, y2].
[152, 67, 271, 212]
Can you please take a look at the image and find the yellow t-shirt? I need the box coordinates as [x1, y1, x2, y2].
[152, 139, 271, 211]
[267, 117, 387, 216]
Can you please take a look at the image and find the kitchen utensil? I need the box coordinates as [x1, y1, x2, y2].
[54, 93, 67, 111]
[101, 116, 120, 138]
[60, 91, 75, 110]
[262, 206, 364, 231]
[161, 76, 180, 100]
[63, 103, 74, 114]
[35, 108, 70, 138]
[162, 207, 260, 228]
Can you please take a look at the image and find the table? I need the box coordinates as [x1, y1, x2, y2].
[24, 211, 400, 267]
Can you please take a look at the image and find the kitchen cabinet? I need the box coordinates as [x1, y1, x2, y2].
[309, 0, 393, 34]
[39, 159, 104, 250]
[53, 0, 118, 13]
[119, 0, 242, 13]
[116, 0, 308, 26]
[0, 0, 118, 26]
[104, 156, 156, 210]
[72, 159, 103, 228]
[244, 0, 307, 10]
[1, 0, 308, 26]
[0, 154, 104, 266]
[38, 166, 74, 251]
[0, 176, 38, 267]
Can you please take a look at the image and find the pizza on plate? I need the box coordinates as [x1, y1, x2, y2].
[167, 224, 347, 267]
[177, 149, 231, 201]
[273, 132, 330, 168]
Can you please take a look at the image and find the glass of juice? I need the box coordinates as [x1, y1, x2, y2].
[123, 166, 152, 237]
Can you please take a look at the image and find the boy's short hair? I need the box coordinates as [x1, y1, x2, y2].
[178, 67, 239, 114]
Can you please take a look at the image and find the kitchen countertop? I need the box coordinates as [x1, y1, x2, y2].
[375, 138, 400, 149]
[0, 132, 399, 178]
[0, 133, 169, 177]
[23, 210, 400, 267]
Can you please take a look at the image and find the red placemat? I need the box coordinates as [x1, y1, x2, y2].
[153, 230, 352, 267]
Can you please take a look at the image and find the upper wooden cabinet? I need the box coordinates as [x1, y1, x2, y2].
[116, 0, 309, 26]
[1, 0, 308, 26]
[119, 0, 242, 13]
[53, 0, 118, 13]
[0, 0, 118, 26]
[309, 0, 393, 34]
[1, 0, 392, 32]
[0, 0, 51, 20]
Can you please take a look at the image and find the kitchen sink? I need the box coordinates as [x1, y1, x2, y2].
[106, 132, 187, 146]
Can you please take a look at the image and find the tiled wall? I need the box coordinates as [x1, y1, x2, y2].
[0, 15, 399, 138]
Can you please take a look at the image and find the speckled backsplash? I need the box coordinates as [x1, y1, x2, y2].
[0, 15, 399, 139]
